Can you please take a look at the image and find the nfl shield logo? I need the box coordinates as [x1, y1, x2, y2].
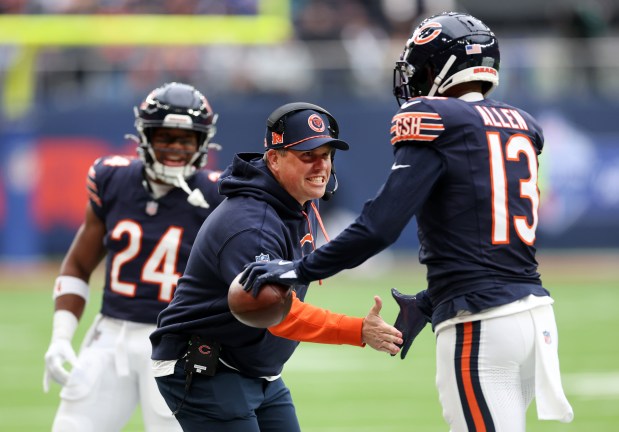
[255, 253, 270, 263]
[543, 330, 552, 345]
[145, 200, 158, 216]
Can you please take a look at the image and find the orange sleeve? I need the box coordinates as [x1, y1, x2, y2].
[268, 291, 365, 347]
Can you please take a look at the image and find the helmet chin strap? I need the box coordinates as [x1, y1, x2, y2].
[428, 55, 457, 97]
[175, 174, 210, 208]
[131, 131, 214, 208]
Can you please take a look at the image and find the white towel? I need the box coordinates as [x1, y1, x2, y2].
[531, 305, 574, 422]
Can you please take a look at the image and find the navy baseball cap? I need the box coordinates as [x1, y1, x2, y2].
[264, 108, 349, 152]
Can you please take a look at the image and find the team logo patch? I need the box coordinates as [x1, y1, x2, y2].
[308, 114, 325, 133]
[413, 22, 442, 45]
[271, 132, 284, 145]
[255, 253, 270, 263]
[473, 66, 497, 76]
[543, 330, 552, 345]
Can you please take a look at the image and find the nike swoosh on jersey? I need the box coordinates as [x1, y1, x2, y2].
[391, 163, 411, 170]
[401, 100, 422, 109]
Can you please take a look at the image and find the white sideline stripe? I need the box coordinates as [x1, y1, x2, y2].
[563, 372, 619, 398]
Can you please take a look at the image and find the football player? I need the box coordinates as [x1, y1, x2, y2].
[43, 82, 224, 431]
[240, 12, 574, 432]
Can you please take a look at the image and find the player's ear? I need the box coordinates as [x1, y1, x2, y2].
[265, 149, 282, 171]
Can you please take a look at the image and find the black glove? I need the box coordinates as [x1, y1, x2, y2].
[391, 288, 431, 360]
[239, 259, 305, 298]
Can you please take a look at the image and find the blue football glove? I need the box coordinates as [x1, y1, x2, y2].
[239, 259, 306, 298]
[391, 288, 432, 360]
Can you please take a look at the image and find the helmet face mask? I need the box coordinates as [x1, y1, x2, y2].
[134, 82, 218, 186]
[393, 12, 500, 105]
[394, 58, 431, 102]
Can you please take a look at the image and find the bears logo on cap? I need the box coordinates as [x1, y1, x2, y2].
[308, 114, 326, 133]
[264, 105, 349, 151]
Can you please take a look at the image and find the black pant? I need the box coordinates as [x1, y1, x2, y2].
[155, 361, 301, 432]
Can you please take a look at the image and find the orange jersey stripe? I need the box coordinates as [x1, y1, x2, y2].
[87, 189, 102, 207]
[391, 134, 438, 144]
[390, 111, 444, 145]
[86, 177, 98, 193]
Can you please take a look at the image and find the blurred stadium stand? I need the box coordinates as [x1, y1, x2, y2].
[1, 0, 618, 260]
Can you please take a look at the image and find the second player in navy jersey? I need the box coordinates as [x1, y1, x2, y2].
[240, 12, 573, 432]
[89, 155, 221, 323]
[43, 82, 223, 432]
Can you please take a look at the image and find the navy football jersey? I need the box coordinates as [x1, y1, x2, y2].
[87, 155, 223, 323]
[390, 96, 544, 305]
[292, 95, 548, 325]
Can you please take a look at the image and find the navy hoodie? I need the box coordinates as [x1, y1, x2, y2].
[150, 153, 319, 377]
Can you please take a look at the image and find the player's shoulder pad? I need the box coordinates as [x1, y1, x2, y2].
[90, 154, 138, 177]
[89, 155, 139, 190]
[390, 96, 447, 147]
[87, 155, 139, 208]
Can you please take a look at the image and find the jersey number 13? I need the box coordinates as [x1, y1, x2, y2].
[487, 132, 539, 246]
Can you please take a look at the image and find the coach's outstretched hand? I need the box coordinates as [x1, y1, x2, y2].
[391, 288, 432, 360]
[239, 259, 307, 297]
[362, 296, 403, 355]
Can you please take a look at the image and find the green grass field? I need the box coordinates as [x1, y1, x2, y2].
[1, 251, 617, 431]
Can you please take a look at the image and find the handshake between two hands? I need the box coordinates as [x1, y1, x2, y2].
[238, 260, 431, 360]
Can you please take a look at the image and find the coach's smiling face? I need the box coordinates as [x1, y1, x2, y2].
[266, 144, 334, 205]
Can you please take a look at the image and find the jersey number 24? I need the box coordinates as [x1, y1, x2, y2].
[109, 220, 183, 302]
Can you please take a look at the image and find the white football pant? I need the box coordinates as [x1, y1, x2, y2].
[52, 315, 181, 432]
[435, 304, 572, 432]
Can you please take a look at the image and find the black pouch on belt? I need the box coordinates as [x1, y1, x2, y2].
[172, 336, 220, 416]
[184, 335, 220, 377]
